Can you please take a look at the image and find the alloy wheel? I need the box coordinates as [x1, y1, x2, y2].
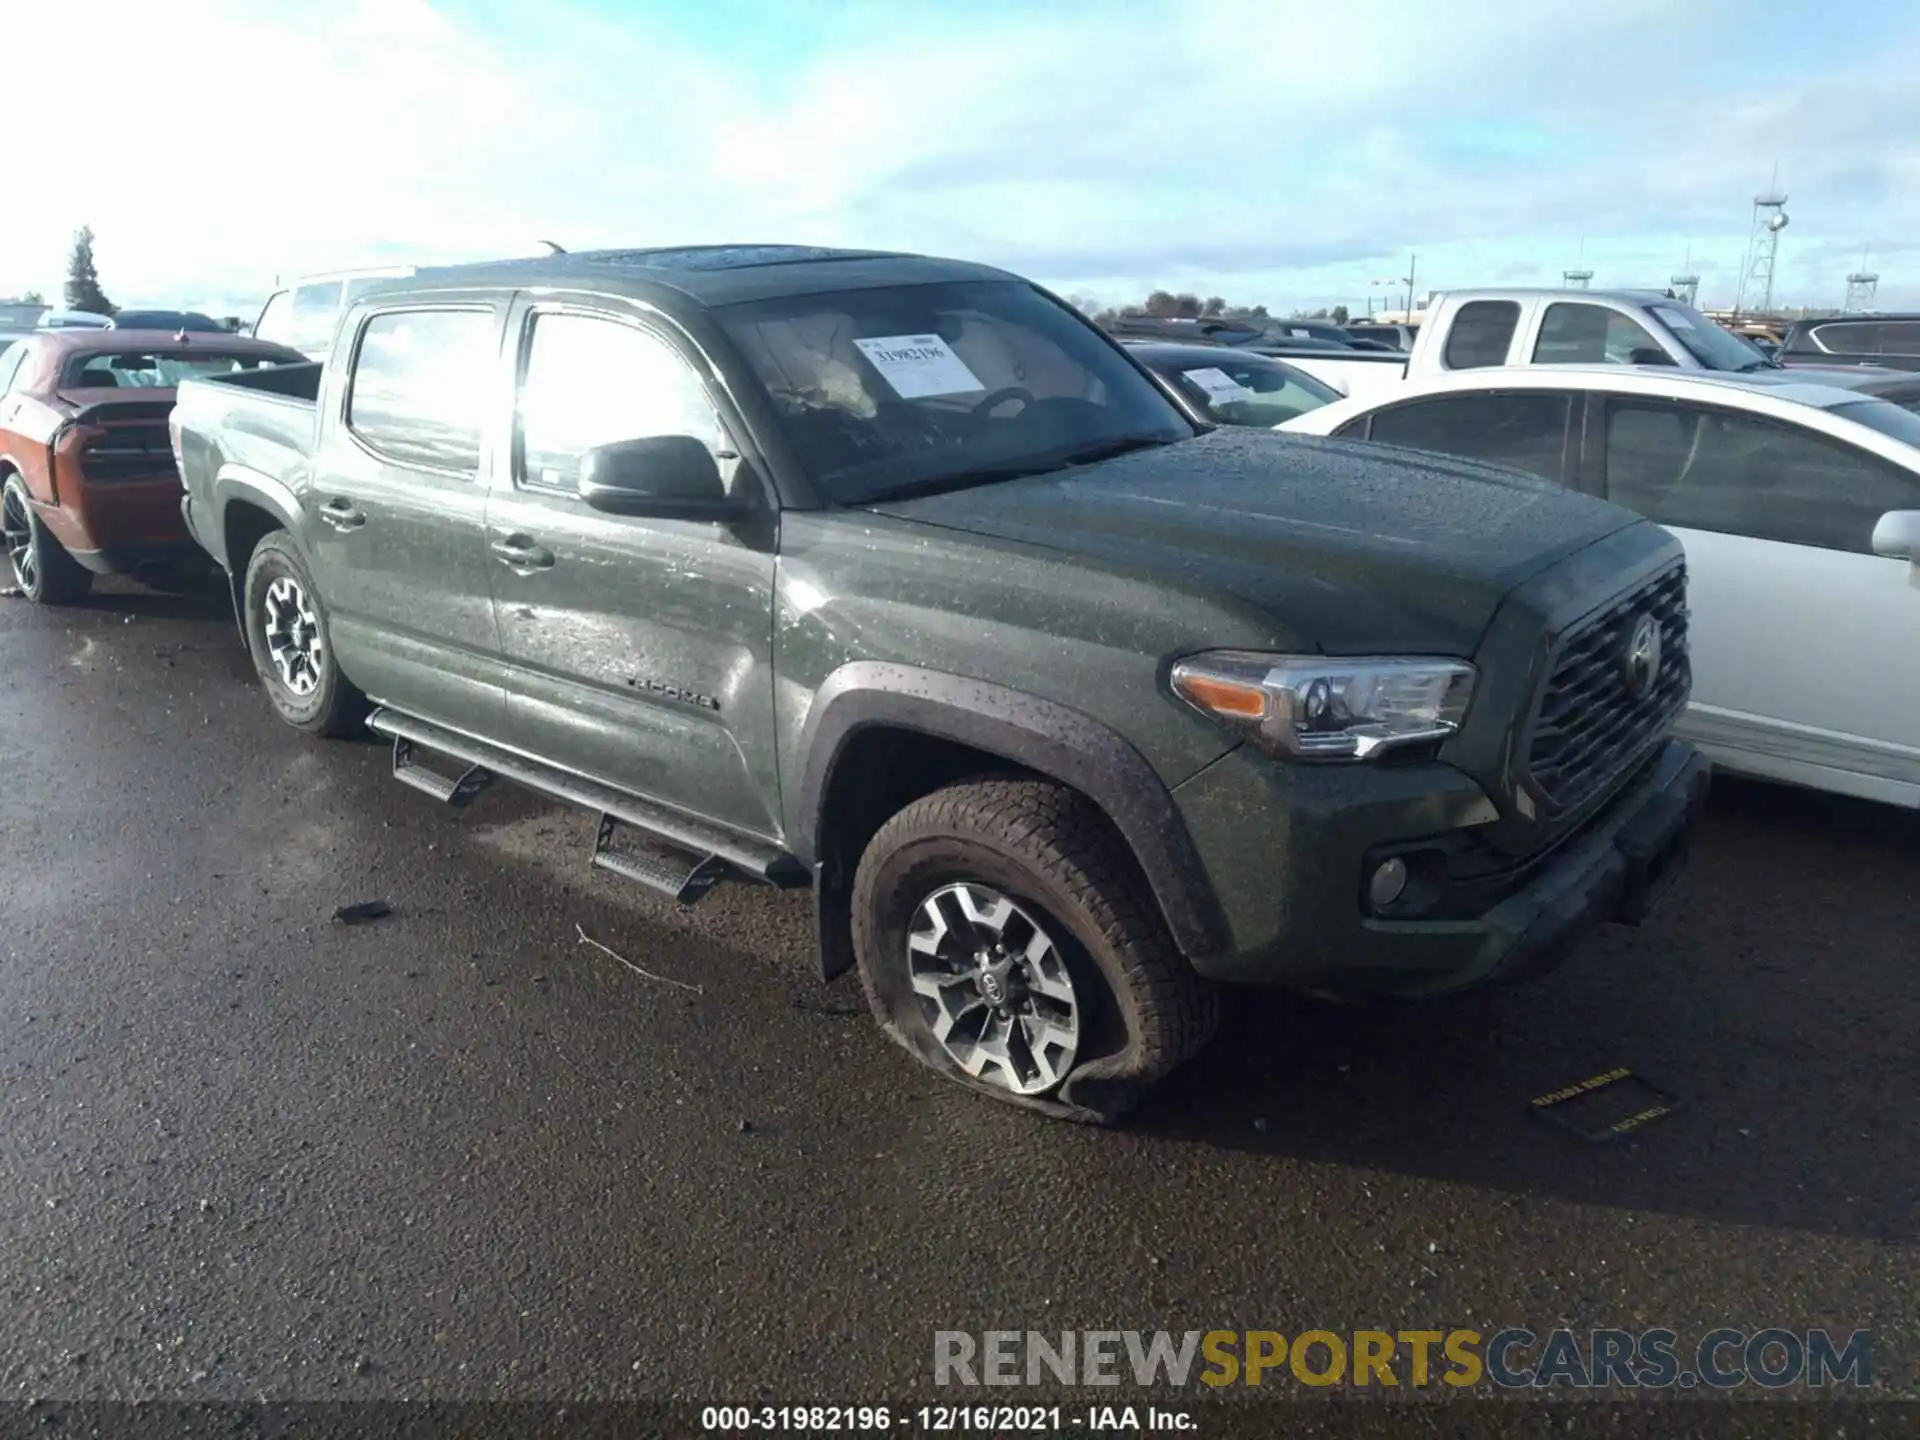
[261, 574, 324, 696]
[907, 882, 1081, 1095]
[2, 489, 36, 593]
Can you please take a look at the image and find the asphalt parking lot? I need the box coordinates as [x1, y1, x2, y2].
[1, 576, 1915, 1409]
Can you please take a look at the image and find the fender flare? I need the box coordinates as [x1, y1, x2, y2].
[211, 464, 302, 563]
[794, 661, 1229, 967]
[205, 466, 303, 631]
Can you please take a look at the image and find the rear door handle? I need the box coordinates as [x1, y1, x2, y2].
[490, 536, 555, 571]
[318, 497, 367, 531]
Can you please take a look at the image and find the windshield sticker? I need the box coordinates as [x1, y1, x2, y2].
[1183, 367, 1256, 405]
[852, 334, 986, 399]
[1658, 307, 1696, 331]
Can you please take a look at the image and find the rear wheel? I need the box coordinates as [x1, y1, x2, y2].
[2, 478, 92, 604]
[241, 530, 365, 737]
[852, 778, 1219, 1124]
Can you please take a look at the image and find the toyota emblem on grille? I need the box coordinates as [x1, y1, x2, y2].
[1623, 613, 1662, 698]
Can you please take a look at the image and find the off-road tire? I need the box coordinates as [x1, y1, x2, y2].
[2, 477, 92, 604]
[241, 530, 366, 737]
[852, 777, 1220, 1124]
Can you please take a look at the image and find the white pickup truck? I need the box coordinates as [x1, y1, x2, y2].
[1273, 288, 1783, 399]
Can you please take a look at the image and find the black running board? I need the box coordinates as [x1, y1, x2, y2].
[365, 707, 807, 899]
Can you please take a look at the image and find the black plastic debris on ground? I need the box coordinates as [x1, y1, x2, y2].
[332, 900, 394, 925]
[1529, 1066, 1680, 1144]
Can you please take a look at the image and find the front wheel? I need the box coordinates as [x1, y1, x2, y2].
[241, 531, 366, 737]
[2, 478, 92, 604]
[852, 778, 1219, 1124]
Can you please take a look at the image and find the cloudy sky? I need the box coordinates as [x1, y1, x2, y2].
[6, 0, 1919, 320]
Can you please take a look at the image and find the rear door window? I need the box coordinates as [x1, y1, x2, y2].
[253, 291, 293, 346]
[1362, 392, 1573, 483]
[1603, 399, 1920, 552]
[1808, 320, 1920, 357]
[347, 308, 497, 474]
[1442, 301, 1519, 369]
[287, 282, 345, 355]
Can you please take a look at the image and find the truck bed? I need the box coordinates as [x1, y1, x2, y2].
[174, 363, 322, 570]
[1270, 347, 1410, 399]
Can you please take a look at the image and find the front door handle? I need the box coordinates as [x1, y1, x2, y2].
[490, 536, 555, 571]
[317, 497, 367, 531]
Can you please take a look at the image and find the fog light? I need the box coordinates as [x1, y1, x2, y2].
[1368, 857, 1409, 910]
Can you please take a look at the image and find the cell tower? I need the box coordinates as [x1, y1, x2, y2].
[1562, 238, 1592, 289]
[1843, 268, 1878, 313]
[1669, 245, 1699, 307]
[1734, 171, 1789, 314]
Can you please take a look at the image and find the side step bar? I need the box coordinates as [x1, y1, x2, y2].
[365, 707, 807, 903]
[392, 736, 495, 808]
[592, 815, 728, 904]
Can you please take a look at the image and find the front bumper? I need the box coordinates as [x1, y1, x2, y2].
[1172, 739, 1711, 997]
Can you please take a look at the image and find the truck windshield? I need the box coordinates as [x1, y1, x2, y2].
[716, 281, 1195, 504]
[1648, 304, 1776, 372]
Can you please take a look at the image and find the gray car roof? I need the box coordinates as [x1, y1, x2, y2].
[404, 244, 1021, 308]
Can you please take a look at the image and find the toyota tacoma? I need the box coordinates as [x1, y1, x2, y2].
[173, 244, 1708, 1122]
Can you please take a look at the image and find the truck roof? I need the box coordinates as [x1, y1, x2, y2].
[1429, 287, 1681, 305]
[406, 244, 1018, 307]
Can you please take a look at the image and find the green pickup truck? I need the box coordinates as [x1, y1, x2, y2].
[172, 244, 1708, 1122]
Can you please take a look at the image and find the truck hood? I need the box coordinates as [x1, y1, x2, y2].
[863, 428, 1639, 655]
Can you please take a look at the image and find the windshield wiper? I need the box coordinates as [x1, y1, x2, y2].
[1048, 432, 1179, 468]
[858, 433, 1179, 504]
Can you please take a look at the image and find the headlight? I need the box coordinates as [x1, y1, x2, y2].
[1169, 651, 1476, 760]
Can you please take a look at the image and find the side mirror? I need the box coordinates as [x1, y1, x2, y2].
[1870, 509, 1920, 563]
[578, 436, 751, 521]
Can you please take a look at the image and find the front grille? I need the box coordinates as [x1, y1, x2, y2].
[80, 423, 177, 484]
[1525, 563, 1689, 814]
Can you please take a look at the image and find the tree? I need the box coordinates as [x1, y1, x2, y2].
[1202, 296, 1226, 317]
[21, 290, 43, 305]
[1331, 304, 1350, 324]
[1144, 290, 1181, 317]
[64, 227, 114, 314]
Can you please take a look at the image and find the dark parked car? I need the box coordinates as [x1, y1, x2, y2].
[172, 243, 1706, 1122]
[108, 309, 226, 334]
[0, 330, 305, 600]
[1266, 318, 1356, 346]
[1126, 341, 1340, 426]
[1105, 316, 1277, 346]
[1779, 315, 1920, 373]
[1346, 323, 1418, 351]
